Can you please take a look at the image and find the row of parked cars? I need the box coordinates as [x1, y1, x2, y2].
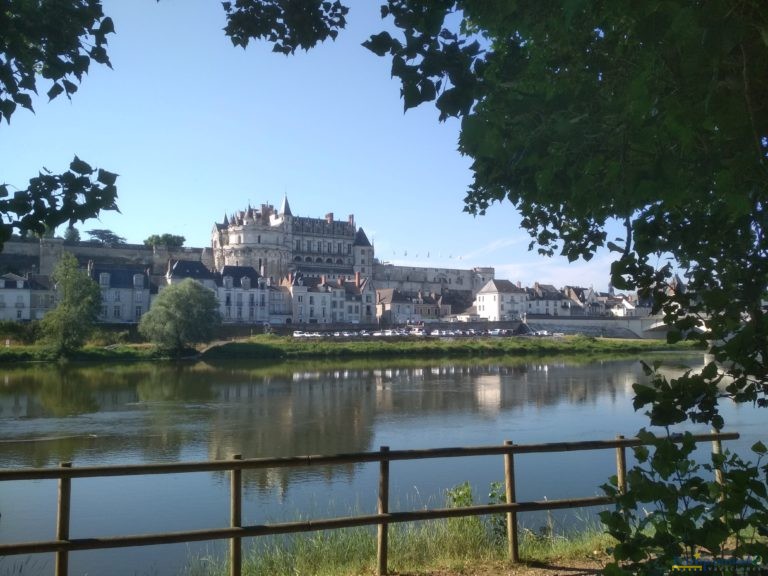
[291, 328, 548, 339]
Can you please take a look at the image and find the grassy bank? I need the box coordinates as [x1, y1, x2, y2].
[183, 514, 613, 576]
[0, 333, 698, 364]
[200, 333, 697, 361]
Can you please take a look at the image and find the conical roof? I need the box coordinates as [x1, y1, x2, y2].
[280, 195, 293, 217]
[353, 227, 372, 247]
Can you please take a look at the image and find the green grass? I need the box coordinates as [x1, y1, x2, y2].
[183, 482, 614, 576]
[201, 334, 697, 362]
[0, 333, 696, 364]
[182, 516, 613, 576]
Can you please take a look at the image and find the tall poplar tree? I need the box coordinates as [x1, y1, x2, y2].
[41, 252, 101, 355]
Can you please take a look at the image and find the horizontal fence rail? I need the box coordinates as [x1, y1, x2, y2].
[0, 432, 739, 576]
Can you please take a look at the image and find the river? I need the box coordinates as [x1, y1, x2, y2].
[0, 353, 763, 575]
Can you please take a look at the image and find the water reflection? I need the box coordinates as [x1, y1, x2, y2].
[0, 356, 673, 477]
[3, 354, 761, 576]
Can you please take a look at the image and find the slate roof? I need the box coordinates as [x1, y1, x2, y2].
[220, 265, 260, 283]
[91, 265, 151, 287]
[376, 288, 412, 305]
[168, 260, 216, 280]
[0, 273, 28, 289]
[478, 279, 525, 294]
[353, 228, 372, 247]
[281, 195, 293, 217]
[28, 274, 54, 291]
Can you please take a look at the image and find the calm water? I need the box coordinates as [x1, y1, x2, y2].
[0, 354, 763, 575]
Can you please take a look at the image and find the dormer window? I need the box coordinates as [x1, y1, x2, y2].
[223, 276, 233, 289]
[133, 274, 143, 289]
[99, 272, 110, 287]
[241, 277, 251, 290]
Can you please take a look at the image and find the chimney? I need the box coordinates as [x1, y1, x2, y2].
[348, 214, 355, 226]
[320, 275, 326, 285]
[355, 271, 361, 288]
[337, 276, 344, 287]
[325, 212, 334, 223]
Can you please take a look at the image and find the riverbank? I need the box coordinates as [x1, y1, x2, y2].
[0, 334, 698, 363]
[183, 511, 613, 576]
[200, 334, 697, 361]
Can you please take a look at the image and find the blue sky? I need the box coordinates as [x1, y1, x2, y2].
[1, 0, 617, 290]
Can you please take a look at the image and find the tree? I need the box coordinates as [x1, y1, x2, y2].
[217, 1, 768, 413]
[86, 229, 126, 246]
[9, 2, 768, 563]
[0, 2, 118, 250]
[139, 279, 221, 353]
[41, 252, 101, 355]
[63, 226, 81, 244]
[143, 234, 185, 249]
[220, 1, 768, 571]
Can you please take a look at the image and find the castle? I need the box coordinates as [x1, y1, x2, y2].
[210, 197, 494, 300]
[211, 197, 375, 281]
[0, 197, 496, 324]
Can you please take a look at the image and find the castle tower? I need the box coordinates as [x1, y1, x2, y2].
[352, 227, 374, 278]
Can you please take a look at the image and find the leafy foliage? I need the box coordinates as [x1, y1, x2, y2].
[0, 158, 118, 249]
[229, 3, 768, 572]
[139, 279, 221, 353]
[40, 252, 101, 355]
[600, 431, 768, 575]
[86, 228, 125, 246]
[0, 0, 114, 124]
[1, 2, 119, 251]
[222, 0, 349, 54]
[143, 233, 185, 249]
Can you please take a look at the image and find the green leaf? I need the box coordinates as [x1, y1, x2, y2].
[47, 83, 64, 101]
[752, 441, 767, 455]
[362, 31, 393, 57]
[70, 157, 93, 175]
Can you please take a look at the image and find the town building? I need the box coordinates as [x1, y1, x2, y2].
[473, 280, 527, 321]
[0, 197, 662, 329]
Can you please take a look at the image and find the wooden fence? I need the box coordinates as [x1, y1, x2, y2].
[0, 431, 738, 576]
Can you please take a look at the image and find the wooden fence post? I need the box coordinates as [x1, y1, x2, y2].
[230, 454, 242, 576]
[615, 435, 627, 495]
[504, 440, 519, 563]
[711, 429, 726, 521]
[56, 462, 72, 576]
[377, 446, 390, 576]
